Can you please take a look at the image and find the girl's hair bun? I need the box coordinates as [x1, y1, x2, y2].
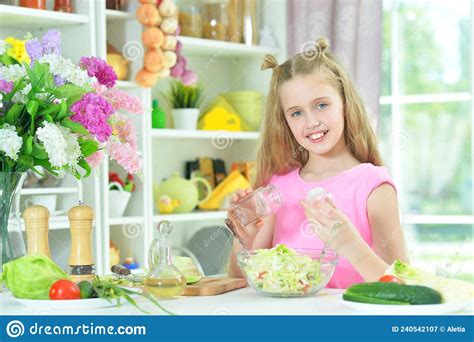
[261, 54, 280, 70]
[315, 37, 329, 54]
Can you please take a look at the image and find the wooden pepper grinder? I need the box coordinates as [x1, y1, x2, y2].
[23, 205, 52, 259]
[68, 204, 95, 282]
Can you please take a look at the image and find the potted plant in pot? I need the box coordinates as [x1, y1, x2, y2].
[165, 80, 204, 130]
[108, 172, 136, 217]
[0, 30, 143, 270]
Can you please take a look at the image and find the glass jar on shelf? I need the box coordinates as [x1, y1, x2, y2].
[202, 0, 229, 41]
[106, 0, 128, 11]
[241, 0, 259, 46]
[178, 0, 202, 38]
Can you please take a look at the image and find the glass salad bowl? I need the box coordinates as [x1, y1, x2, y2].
[237, 245, 338, 297]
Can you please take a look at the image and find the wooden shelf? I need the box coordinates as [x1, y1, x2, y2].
[179, 36, 278, 57]
[0, 4, 89, 29]
[153, 211, 227, 223]
[151, 129, 260, 140]
[21, 187, 79, 195]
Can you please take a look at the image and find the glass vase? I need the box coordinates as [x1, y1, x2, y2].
[0, 172, 27, 273]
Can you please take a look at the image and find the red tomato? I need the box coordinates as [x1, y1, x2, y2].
[379, 275, 404, 284]
[49, 279, 81, 300]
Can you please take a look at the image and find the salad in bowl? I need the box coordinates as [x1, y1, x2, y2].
[237, 244, 338, 297]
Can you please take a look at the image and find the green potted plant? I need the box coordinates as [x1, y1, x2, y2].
[165, 81, 204, 130]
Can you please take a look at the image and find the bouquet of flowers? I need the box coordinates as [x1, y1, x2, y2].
[0, 30, 144, 267]
[0, 29, 143, 177]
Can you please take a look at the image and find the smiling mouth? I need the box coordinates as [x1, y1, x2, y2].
[306, 130, 329, 142]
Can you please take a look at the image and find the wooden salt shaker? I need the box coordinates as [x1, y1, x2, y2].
[68, 204, 95, 282]
[23, 205, 52, 259]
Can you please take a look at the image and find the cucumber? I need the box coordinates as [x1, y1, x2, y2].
[343, 292, 409, 305]
[344, 282, 442, 305]
[77, 280, 94, 299]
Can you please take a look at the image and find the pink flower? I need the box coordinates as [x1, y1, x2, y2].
[102, 89, 143, 114]
[80, 56, 117, 88]
[107, 140, 142, 174]
[85, 150, 104, 169]
[110, 113, 138, 149]
[70, 93, 114, 142]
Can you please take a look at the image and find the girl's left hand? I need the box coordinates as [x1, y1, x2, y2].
[300, 198, 365, 258]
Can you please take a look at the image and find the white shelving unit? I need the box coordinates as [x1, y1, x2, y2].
[0, 0, 287, 275]
[0, 4, 89, 28]
[179, 36, 279, 57]
[151, 128, 260, 140]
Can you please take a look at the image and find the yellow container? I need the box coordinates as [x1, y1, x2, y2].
[222, 91, 263, 131]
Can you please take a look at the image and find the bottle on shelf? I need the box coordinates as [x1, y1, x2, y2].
[19, 0, 46, 9]
[54, 0, 72, 12]
[151, 99, 166, 129]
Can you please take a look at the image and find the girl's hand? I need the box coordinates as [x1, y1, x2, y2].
[300, 198, 365, 258]
[227, 188, 264, 249]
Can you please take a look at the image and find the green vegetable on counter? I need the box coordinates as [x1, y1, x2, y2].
[1, 254, 69, 299]
[92, 276, 175, 315]
[385, 260, 474, 303]
[77, 281, 95, 299]
[343, 282, 443, 305]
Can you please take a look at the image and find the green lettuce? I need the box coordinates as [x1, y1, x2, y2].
[386, 260, 474, 303]
[2, 254, 69, 299]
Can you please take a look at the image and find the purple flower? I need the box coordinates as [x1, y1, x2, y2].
[79, 56, 117, 88]
[0, 79, 14, 93]
[26, 30, 61, 63]
[41, 30, 61, 55]
[26, 38, 43, 63]
[70, 93, 115, 142]
[54, 75, 65, 86]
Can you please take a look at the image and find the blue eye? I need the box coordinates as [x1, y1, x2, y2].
[291, 110, 303, 117]
[316, 103, 328, 110]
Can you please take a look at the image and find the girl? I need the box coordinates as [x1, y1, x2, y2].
[227, 37, 409, 288]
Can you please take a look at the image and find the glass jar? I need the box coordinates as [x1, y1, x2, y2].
[19, 0, 46, 9]
[54, 0, 73, 13]
[202, 0, 229, 41]
[179, 0, 202, 38]
[226, 0, 242, 43]
[106, 0, 128, 11]
[229, 184, 283, 227]
[241, 0, 259, 46]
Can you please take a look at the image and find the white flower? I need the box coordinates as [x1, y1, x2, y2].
[38, 54, 93, 88]
[36, 122, 82, 169]
[0, 64, 26, 83]
[11, 83, 31, 104]
[0, 39, 7, 55]
[0, 124, 23, 161]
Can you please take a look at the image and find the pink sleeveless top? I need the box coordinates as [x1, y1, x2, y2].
[268, 163, 396, 288]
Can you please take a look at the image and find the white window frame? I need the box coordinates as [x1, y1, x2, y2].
[381, 0, 474, 227]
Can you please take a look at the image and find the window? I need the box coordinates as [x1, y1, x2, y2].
[380, 0, 473, 282]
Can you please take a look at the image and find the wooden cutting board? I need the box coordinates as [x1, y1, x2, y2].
[183, 277, 247, 296]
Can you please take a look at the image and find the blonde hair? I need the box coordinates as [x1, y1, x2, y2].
[254, 37, 382, 188]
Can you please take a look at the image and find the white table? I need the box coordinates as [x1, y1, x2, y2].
[1, 288, 473, 316]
